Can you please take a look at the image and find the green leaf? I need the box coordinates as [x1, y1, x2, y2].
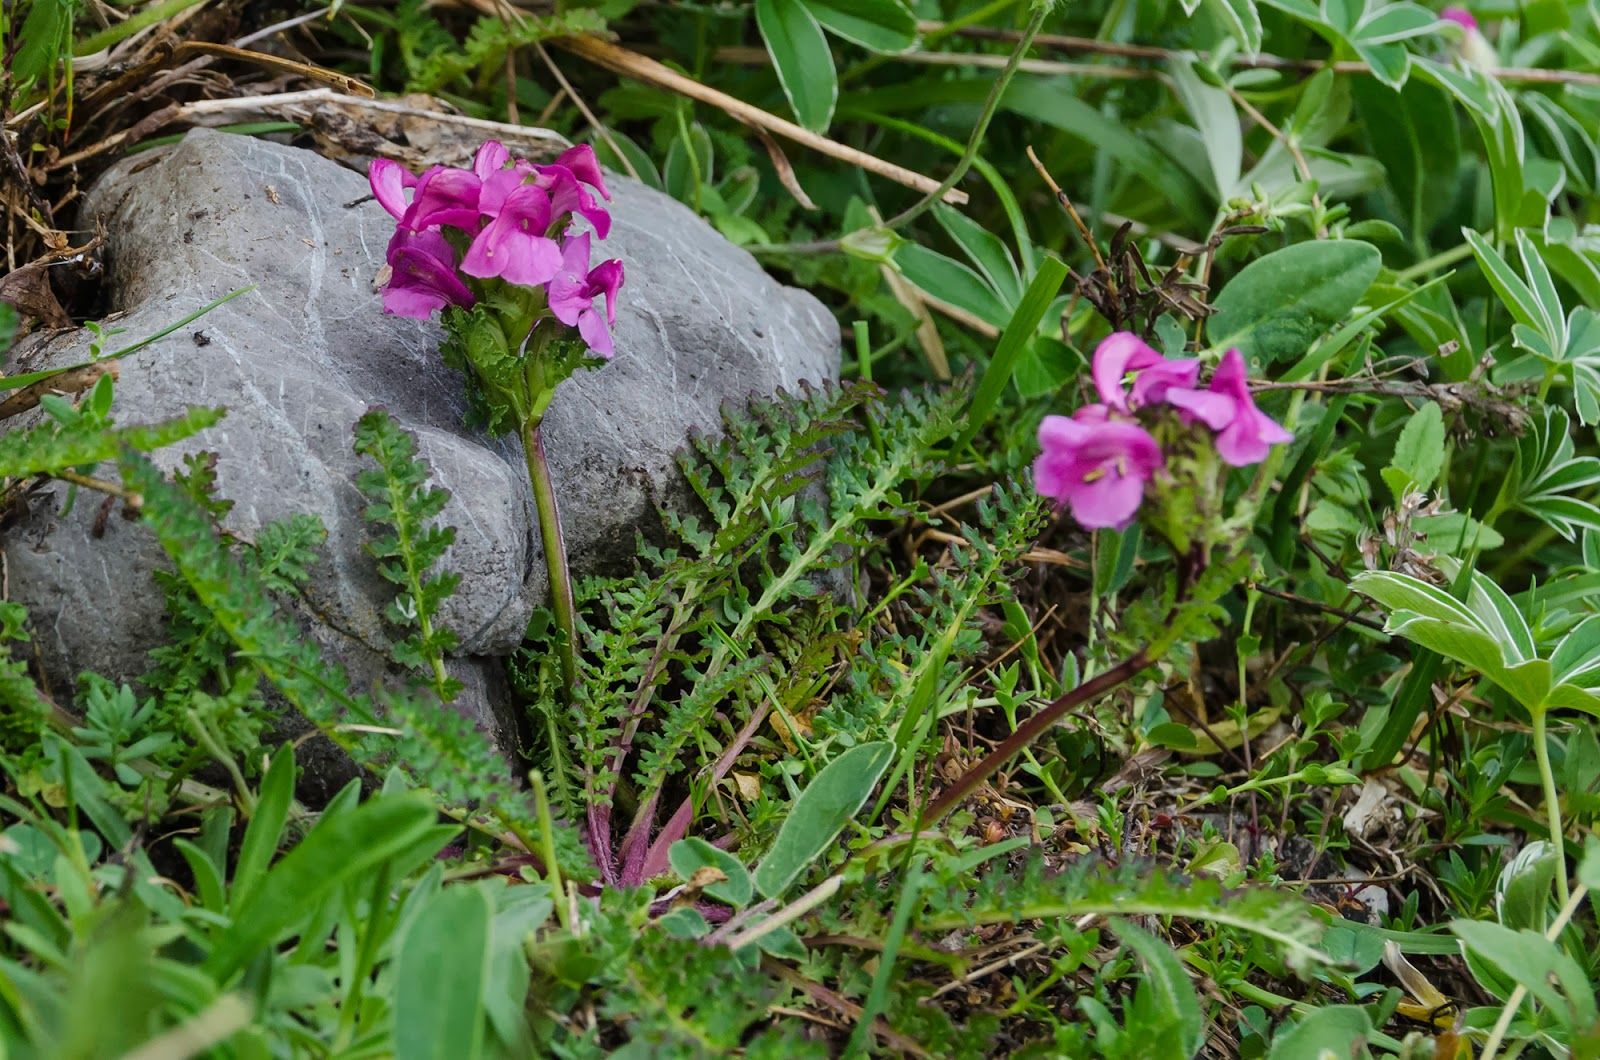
[1350, 79, 1460, 245]
[669, 838, 753, 907]
[755, 0, 837, 132]
[895, 243, 1012, 329]
[799, 0, 916, 52]
[394, 885, 495, 1060]
[955, 256, 1071, 451]
[1551, 615, 1600, 688]
[1382, 401, 1445, 503]
[1206, 241, 1382, 366]
[754, 741, 894, 898]
[1503, 407, 1600, 537]
[1112, 920, 1205, 1058]
[1002, 79, 1209, 226]
[1451, 919, 1599, 1028]
[1266, 1005, 1373, 1059]
[1171, 61, 1242, 199]
[205, 792, 445, 980]
[229, 745, 296, 914]
[934, 204, 1022, 306]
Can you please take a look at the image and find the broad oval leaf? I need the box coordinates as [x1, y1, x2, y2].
[1206, 241, 1381, 366]
[753, 741, 894, 899]
[669, 837, 753, 907]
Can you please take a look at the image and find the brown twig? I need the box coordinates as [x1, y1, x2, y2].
[551, 34, 966, 204]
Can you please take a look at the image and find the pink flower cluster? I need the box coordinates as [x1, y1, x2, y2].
[1035, 333, 1293, 529]
[370, 142, 625, 357]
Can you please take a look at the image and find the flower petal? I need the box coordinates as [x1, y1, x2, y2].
[1068, 469, 1146, 529]
[1165, 386, 1236, 430]
[369, 159, 416, 220]
[473, 140, 511, 180]
[578, 307, 614, 357]
[1091, 332, 1164, 411]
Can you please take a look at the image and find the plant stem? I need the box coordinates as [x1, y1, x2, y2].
[1394, 240, 1476, 283]
[1531, 709, 1570, 905]
[881, 1, 1048, 232]
[922, 648, 1150, 824]
[521, 417, 579, 696]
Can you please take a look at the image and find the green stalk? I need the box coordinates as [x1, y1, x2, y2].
[521, 417, 579, 696]
[882, 2, 1050, 232]
[1531, 709, 1570, 904]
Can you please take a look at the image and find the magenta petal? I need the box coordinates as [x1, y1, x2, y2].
[370, 159, 416, 220]
[588, 259, 625, 324]
[403, 166, 483, 232]
[499, 236, 563, 287]
[1165, 386, 1236, 430]
[1215, 419, 1273, 467]
[384, 243, 473, 318]
[1129, 358, 1201, 407]
[555, 144, 611, 200]
[1068, 471, 1146, 529]
[480, 163, 534, 218]
[541, 168, 613, 239]
[473, 140, 510, 180]
[548, 232, 594, 325]
[1441, 5, 1477, 30]
[578, 308, 614, 357]
[382, 283, 449, 318]
[1038, 412, 1093, 452]
[1091, 332, 1164, 411]
[387, 227, 454, 268]
[1202, 349, 1292, 466]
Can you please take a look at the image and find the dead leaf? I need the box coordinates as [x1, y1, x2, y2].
[731, 772, 761, 801]
[0, 262, 71, 329]
[1342, 777, 1391, 839]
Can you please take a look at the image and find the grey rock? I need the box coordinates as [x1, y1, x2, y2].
[3, 127, 838, 772]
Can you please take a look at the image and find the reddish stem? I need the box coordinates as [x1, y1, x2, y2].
[921, 649, 1151, 825]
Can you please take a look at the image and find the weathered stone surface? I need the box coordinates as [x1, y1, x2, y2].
[3, 128, 838, 768]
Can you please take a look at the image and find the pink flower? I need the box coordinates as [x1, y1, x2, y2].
[381, 229, 474, 318]
[460, 184, 562, 287]
[1091, 332, 1204, 413]
[1034, 405, 1164, 529]
[533, 165, 613, 239]
[401, 166, 483, 232]
[473, 140, 511, 180]
[1169, 349, 1293, 466]
[1440, 5, 1477, 30]
[548, 233, 624, 358]
[370, 159, 419, 221]
[550, 144, 611, 201]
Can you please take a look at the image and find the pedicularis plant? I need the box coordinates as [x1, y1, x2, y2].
[369, 140, 623, 692]
[13, 0, 1600, 1056]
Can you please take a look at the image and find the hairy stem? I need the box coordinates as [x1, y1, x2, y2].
[522, 418, 579, 696]
[1532, 709, 1570, 905]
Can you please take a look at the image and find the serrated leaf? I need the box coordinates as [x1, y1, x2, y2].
[1384, 401, 1445, 501]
